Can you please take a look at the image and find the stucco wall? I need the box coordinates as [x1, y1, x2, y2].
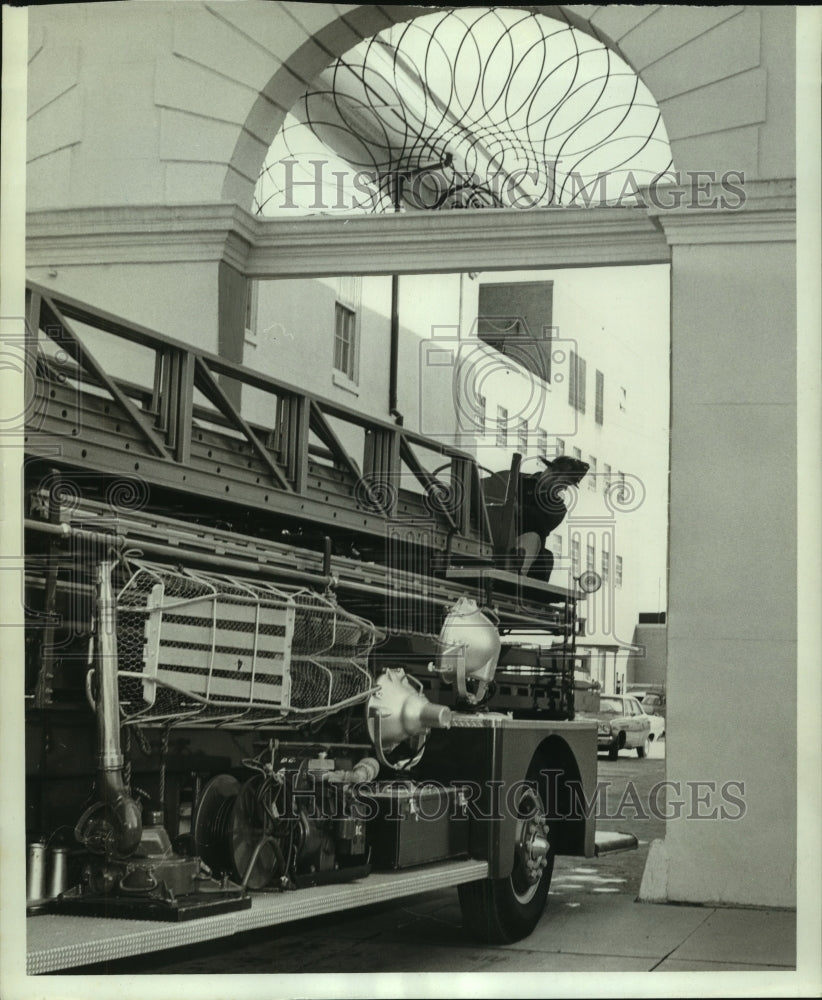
[25, 261, 221, 352]
[663, 237, 796, 906]
[27, 4, 795, 213]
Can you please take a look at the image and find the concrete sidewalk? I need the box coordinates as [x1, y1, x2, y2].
[283, 890, 796, 975]
[368, 888, 798, 974]
[122, 884, 796, 976]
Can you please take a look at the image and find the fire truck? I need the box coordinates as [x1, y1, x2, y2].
[22, 281, 610, 973]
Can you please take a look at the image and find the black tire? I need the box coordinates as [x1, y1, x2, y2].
[458, 772, 555, 943]
[608, 741, 619, 761]
[637, 736, 650, 759]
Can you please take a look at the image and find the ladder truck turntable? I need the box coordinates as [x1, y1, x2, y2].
[21, 283, 621, 974]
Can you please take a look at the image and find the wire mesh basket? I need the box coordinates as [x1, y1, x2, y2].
[115, 562, 379, 728]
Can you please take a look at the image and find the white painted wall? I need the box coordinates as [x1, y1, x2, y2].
[26, 262, 222, 353]
[663, 238, 796, 907]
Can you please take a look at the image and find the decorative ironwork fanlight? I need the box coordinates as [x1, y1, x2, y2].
[255, 7, 673, 215]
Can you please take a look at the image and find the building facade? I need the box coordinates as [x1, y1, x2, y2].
[243, 264, 669, 688]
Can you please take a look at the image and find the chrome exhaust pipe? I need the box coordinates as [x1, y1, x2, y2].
[94, 559, 142, 856]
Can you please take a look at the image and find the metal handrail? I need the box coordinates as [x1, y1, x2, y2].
[27, 281, 484, 541]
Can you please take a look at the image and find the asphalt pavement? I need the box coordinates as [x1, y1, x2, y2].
[567, 735, 667, 897]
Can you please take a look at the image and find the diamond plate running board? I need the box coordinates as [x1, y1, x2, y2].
[26, 858, 489, 975]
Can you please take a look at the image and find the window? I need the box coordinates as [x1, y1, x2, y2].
[537, 428, 548, 458]
[556, 438, 565, 456]
[333, 276, 362, 383]
[569, 350, 587, 413]
[334, 303, 357, 379]
[617, 470, 626, 501]
[601, 548, 610, 582]
[476, 393, 487, 434]
[517, 418, 528, 453]
[553, 534, 562, 560]
[615, 556, 623, 586]
[477, 281, 553, 382]
[603, 463, 612, 495]
[244, 279, 259, 344]
[588, 455, 597, 490]
[571, 535, 581, 575]
[496, 406, 508, 447]
[595, 369, 604, 424]
[573, 446, 582, 461]
[586, 541, 595, 573]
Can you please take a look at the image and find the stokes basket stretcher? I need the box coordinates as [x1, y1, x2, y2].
[115, 563, 380, 728]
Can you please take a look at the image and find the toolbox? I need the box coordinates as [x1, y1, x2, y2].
[363, 782, 470, 870]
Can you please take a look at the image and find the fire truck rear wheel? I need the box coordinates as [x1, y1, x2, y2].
[458, 778, 555, 943]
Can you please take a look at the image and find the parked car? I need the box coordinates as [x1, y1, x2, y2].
[626, 685, 666, 715]
[579, 693, 652, 760]
[639, 707, 665, 742]
[627, 687, 666, 741]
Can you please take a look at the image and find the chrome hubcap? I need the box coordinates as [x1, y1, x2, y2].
[512, 787, 550, 902]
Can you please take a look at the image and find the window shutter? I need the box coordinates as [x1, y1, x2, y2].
[569, 351, 577, 408]
[569, 352, 587, 413]
[478, 282, 553, 383]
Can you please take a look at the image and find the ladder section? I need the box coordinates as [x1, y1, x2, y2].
[25, 283, 492, 559]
